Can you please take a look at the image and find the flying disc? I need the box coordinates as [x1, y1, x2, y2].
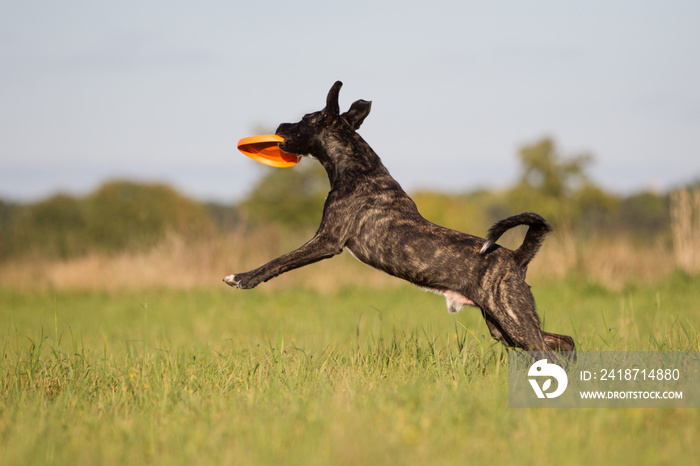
[237, 134, 301, 168]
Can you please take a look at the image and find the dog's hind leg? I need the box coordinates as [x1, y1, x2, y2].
[482, 307, 576, 357]
[480, 306, 549, 352]
[480, 276, 575, 353]
[480, 309, 515, 347]
[478, 274, 551, 352]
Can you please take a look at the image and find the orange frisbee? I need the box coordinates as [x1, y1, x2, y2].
[237, 134, 301, 168]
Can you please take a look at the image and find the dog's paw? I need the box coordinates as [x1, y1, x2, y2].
[223, 273, 257, 289]
[223, 274, 239, 287]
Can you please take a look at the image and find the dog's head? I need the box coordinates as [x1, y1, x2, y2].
[275, 81, 372, 164]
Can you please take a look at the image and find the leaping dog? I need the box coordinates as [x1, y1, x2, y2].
[225, 81, 575, 354]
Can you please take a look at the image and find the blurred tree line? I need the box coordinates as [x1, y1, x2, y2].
[413, 138, 670, 243]
[0, 181, 213, 259]
[0, 137, 679, 262]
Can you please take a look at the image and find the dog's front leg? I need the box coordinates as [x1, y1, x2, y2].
[224, 233, 344, 289]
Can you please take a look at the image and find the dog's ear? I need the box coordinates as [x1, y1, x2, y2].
[341, 100, 372, 130]
[324, 81, 343, 117]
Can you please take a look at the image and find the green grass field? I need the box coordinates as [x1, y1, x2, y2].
[1, 275, 699, 465]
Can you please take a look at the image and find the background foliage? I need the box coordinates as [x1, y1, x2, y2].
[1, 137, 677, 260]
[1, 180, 213, 259]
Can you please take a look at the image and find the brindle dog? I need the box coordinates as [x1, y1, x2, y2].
[225, 81, 575, 354]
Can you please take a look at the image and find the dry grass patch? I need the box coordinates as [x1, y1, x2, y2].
[1, 228, 676, 292]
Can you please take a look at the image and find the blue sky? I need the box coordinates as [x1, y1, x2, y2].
[1, 1, 699, 202]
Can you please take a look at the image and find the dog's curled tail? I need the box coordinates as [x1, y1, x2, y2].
[479, 212, 553, 269]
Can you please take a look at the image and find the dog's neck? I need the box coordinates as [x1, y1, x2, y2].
[315, 131, 391, 189]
